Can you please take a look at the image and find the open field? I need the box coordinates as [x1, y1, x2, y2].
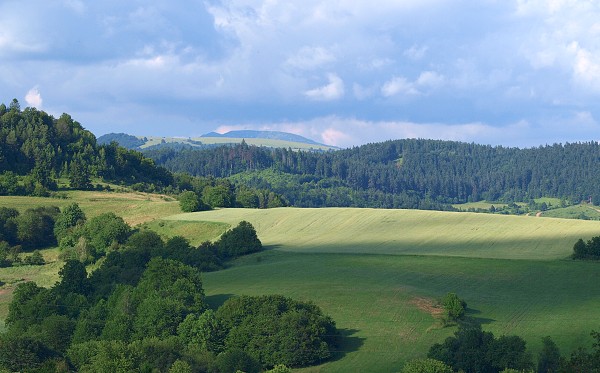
[0, 190, 180, 226]
[142, 219, 230, 246]
[3, 196, 600, 371]
[204, 252, 600, 372]
[166, 208, 600, 260]
[170, 207, 600, 371]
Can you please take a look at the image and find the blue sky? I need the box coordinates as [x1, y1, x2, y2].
[2, 0, 600, 148]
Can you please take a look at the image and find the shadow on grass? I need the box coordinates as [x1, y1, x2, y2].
[328, 328, 365, 362]
[261, 244, 283, 251]
[459, 307, 495, 327]
[205, 293, 235, 309]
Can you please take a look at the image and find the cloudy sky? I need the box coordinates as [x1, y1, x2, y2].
[2, 0, 600, 148]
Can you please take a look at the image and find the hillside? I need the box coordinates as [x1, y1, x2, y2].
[163, 207, 600, 371]
[3, 193, 600, 371]
[145, 139, 600, 212]
[0, 100, 173, 194]
[97, 131, 337, 152]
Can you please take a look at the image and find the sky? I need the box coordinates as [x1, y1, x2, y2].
[2, 0, 600, 148]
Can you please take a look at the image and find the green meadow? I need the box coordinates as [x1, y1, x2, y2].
[3, 193, 600, 371]
[170, 208, 600, 372]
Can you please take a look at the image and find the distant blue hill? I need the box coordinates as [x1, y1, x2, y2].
[202, 130, 325, 146]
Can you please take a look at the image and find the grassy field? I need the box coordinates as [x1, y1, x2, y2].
[166, 208, 600, 260]
[3, 194, 600, 371]
[169, 207, 600, 371]
[141, 219, 230, 246]
[0, 190, 180, 226]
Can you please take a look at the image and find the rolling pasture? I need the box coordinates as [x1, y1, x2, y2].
[2, 192, 600, 371]
[169, 208, 600, 372]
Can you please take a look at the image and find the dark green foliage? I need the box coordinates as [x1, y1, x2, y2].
[572, 236, 600, 259]
[177, 310, 226, 353]
[428, 325, 533, 373]
[537, 336, 561, 373]
[15, 207, 59, 250]
[215, 348, 261, 373]
[1, 212, 336, 372]
[53, 203, 86, 242]
[441, 292, 467, 322]
[147, 139, 600, 210]
[83, 212, 130, 255]
[0, 101, 174, 195]
[179, 190, 201, 212]
[23, 250, 46, 265]
[126, 229, 164, 251]
[202, 185, 234, 208]
[0, 334, 56, 372]
[401, 358, 454, 373]
[558, 330, 600, 372]
[217, 221, 262, 259]
[0, 207, 19, 245]
[55, 260, 90, 296]
[216, 295, 338, 368]
[97, 133, 146, 149]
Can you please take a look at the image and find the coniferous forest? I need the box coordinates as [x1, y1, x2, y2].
[144, 138, 600, 209]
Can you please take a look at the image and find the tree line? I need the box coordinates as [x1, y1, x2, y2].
[144, 138, 600, 210]
[0, 207, 339, 371]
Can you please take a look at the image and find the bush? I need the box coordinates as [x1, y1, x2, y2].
[179, 191, 200, 213]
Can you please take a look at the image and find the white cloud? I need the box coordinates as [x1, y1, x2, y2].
[286, 46, 336, 70]
[416, 71, 445, 88]
[568, 42, 600, 92]
[25, 86, 43, 108]
[404, 45, 428, 60]
[304, 73, 345, 101]
[381, 76, 419, 97]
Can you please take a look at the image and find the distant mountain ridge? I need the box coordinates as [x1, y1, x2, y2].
[201, 130, 324, 146]
[97, 130, 337, 151]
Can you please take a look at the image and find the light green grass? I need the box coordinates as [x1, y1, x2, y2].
[453, 201, 509, 210]
[174, 208, 600, 371]
[204, 251, 600, 372]
[139, 136, 336, 151]
[0, 190, 180, 226]
[142, 219, 230, 246]
[166, 208, 600, 260]
[542, 204, 600, 220]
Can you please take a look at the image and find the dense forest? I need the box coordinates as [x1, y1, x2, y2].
[0, 100, 287, 209]
[143, 139, 600, 210]
[4, 98, 599, 211]
[0, 204, 338, 372]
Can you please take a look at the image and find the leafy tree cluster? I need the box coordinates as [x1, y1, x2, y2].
[0, 206, 57, 267]
[0, 228, 335, 371]
[428, 324, 533, 373]
[175, 173, 286, 213]
[441, 292, 467, 324]
[421, 323, 600, 373]
[572, 236, 600, 260]
[146, 139, 600, 209]
[0, 99, 173, 196]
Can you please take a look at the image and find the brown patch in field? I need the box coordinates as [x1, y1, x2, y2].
[536, 212, 542, 217]
[409, 296, 444, 317]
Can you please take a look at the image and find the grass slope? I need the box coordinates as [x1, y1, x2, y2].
[166, 208, 600, 260]
[170, 208, 600, 371]
[3, 197, 600, 371]
[0, 190, 180, 226]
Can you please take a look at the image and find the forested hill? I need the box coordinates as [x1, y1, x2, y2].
[145, 139, 600, 209]
[0, 99, 172, 194]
